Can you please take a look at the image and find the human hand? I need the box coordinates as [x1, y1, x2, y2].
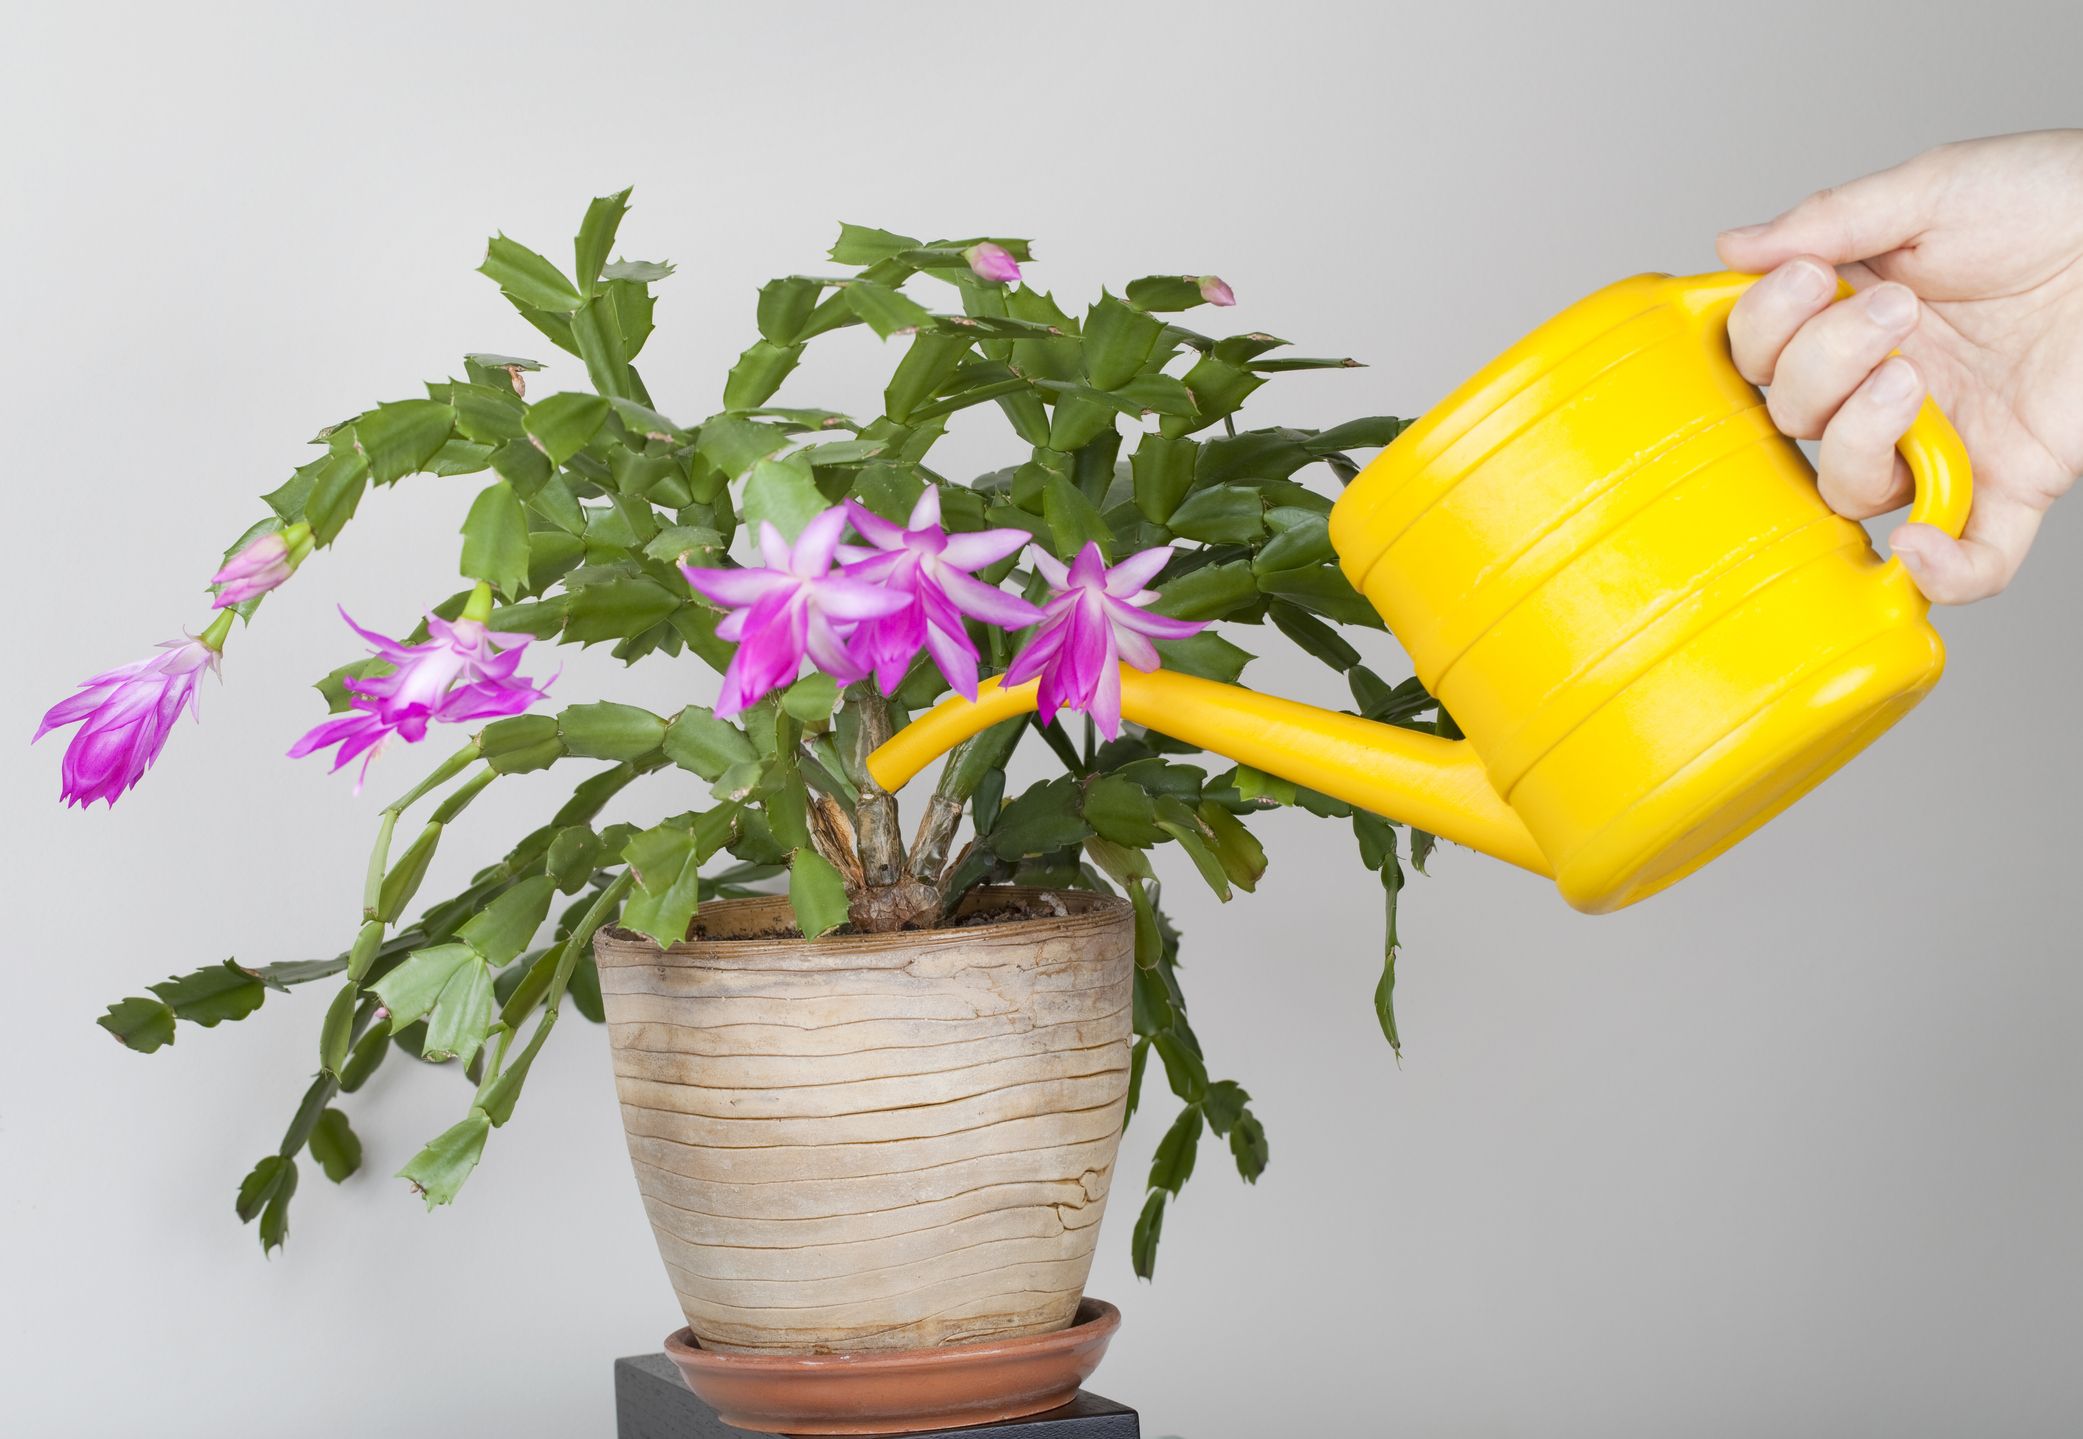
[1718, 130, 2083, 602]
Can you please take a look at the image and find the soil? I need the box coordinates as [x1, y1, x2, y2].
[683, 888, 1073, 943]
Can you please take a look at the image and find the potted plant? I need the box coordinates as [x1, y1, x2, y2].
[43, 192, 1423, 1428]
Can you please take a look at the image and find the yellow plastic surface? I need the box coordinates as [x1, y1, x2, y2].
[868, 272, 1971, 913]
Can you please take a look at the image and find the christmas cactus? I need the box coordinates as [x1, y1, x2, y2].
[49, 192, 1427, 1276]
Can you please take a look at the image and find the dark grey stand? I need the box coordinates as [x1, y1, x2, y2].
[614, 1352, 1140, 1438]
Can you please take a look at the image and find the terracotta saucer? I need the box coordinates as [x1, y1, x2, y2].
[661, 1298, 1121, 1435]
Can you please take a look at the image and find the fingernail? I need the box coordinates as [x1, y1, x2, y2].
[1869, 356, 1919, 405]
[1865, 283, 1917, 329]
[1894, 542, 1927, 574]
[1720, 223, 1768, 239]
[1780, 259, 1831, 302]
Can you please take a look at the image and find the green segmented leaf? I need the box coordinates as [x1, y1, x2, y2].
[573, 188, 631, 297]
[842, 279, 933, 337]
[1148, 1106, 1203, 1194]
[308, 1109, 363, 1184]
[1131, 1190, 1166, 1279]
[98, 995, 176, 1053]
[397, 1112, 491, 1210]
[481, 234, 585, 312]
[787, 850, 850, 940]
[460, 481, 530, 598]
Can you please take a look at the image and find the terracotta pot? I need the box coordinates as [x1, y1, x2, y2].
[594, 887, 1134, 1355]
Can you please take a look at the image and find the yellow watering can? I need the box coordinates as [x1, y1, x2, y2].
[868, 272, 1972, 913]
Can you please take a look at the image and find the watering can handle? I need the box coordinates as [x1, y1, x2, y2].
[1671, 271, 1973, 582]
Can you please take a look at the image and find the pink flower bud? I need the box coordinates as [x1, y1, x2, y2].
[211, 533, 295, 607]
[1197, 275, 1236, 307]
[962, 242, 1022, 285]
[373, 1006, 391, 1023]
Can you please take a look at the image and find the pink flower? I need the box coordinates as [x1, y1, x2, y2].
[36, 632, 222, 807]
[211, 533, 293, 607]
[838, 491, 1042, 699]
[1001, 542, 1207, 739]
[290, 609, 550, 783]
[962, 242, 1022, 284]
[1197, 275, 1235, 307]
[681, 508, 909, 718]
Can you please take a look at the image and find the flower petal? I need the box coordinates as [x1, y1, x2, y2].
[1114, 626, 1162, 671]
[923, 621, 980, 700]
[938, 527, 1032, 571]
[814, 575, 912, 622]
[1108, 597, 1209, 640]
[1002, 614, 1068, 687]
[758, 521, 793, 571]
[1104, 546, 1174, 597]
[682, 564, 795, 609]
[1066, 542, 1109, 591]
[935, 567, 1046, 629]
[907, 487, 942, 532]
[1026, 546, 1070, 591]
[792, 505, 851, 576]
[842, 499, 906, 553]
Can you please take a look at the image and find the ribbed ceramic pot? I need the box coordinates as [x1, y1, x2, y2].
[594, 887, 1134, 1355]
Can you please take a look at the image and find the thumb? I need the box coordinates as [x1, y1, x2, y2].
[1888, 502, 2041, 605]
[1718, 156, 1941, 271]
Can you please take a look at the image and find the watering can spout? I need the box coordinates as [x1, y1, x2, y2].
[866, 668, 1552, 878]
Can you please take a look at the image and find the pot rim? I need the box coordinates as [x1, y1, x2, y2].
[595, 884, 1132, 960]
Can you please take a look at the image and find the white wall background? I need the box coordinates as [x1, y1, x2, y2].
[4, 3, 2079, 1435]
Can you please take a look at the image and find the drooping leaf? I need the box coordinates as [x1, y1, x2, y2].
[988, 777, 1093, 858]
[1148, 1106, 1203, 1194]
[308, 1108, 363, 1184]
[1083, 774, 1166, 847]
[146, 960, 266, 1027]
[622, 823, 702, 947]
[787, 849, 850, 939]
[1131, 1189, 1166, 1279]
[97, 995, 176, 1053]
[234, 1153, 299, 1253]
[397, 1112, 491, 1210]
[420, 953, 495, 1066]
[1202, 1079, 1249, 1136]
[1229, 1111, 1269, 1182]
[368, 943, 476, 1029]
[458, 875, 557, 968]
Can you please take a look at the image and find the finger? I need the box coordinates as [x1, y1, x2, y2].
[1814, 356, 1921, 518]
[1765, 282, 1920, 439]
[1726, 257, 1836, 385]
[1717, 151, 1940, 269]
[1889, 498, 2045, 604]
